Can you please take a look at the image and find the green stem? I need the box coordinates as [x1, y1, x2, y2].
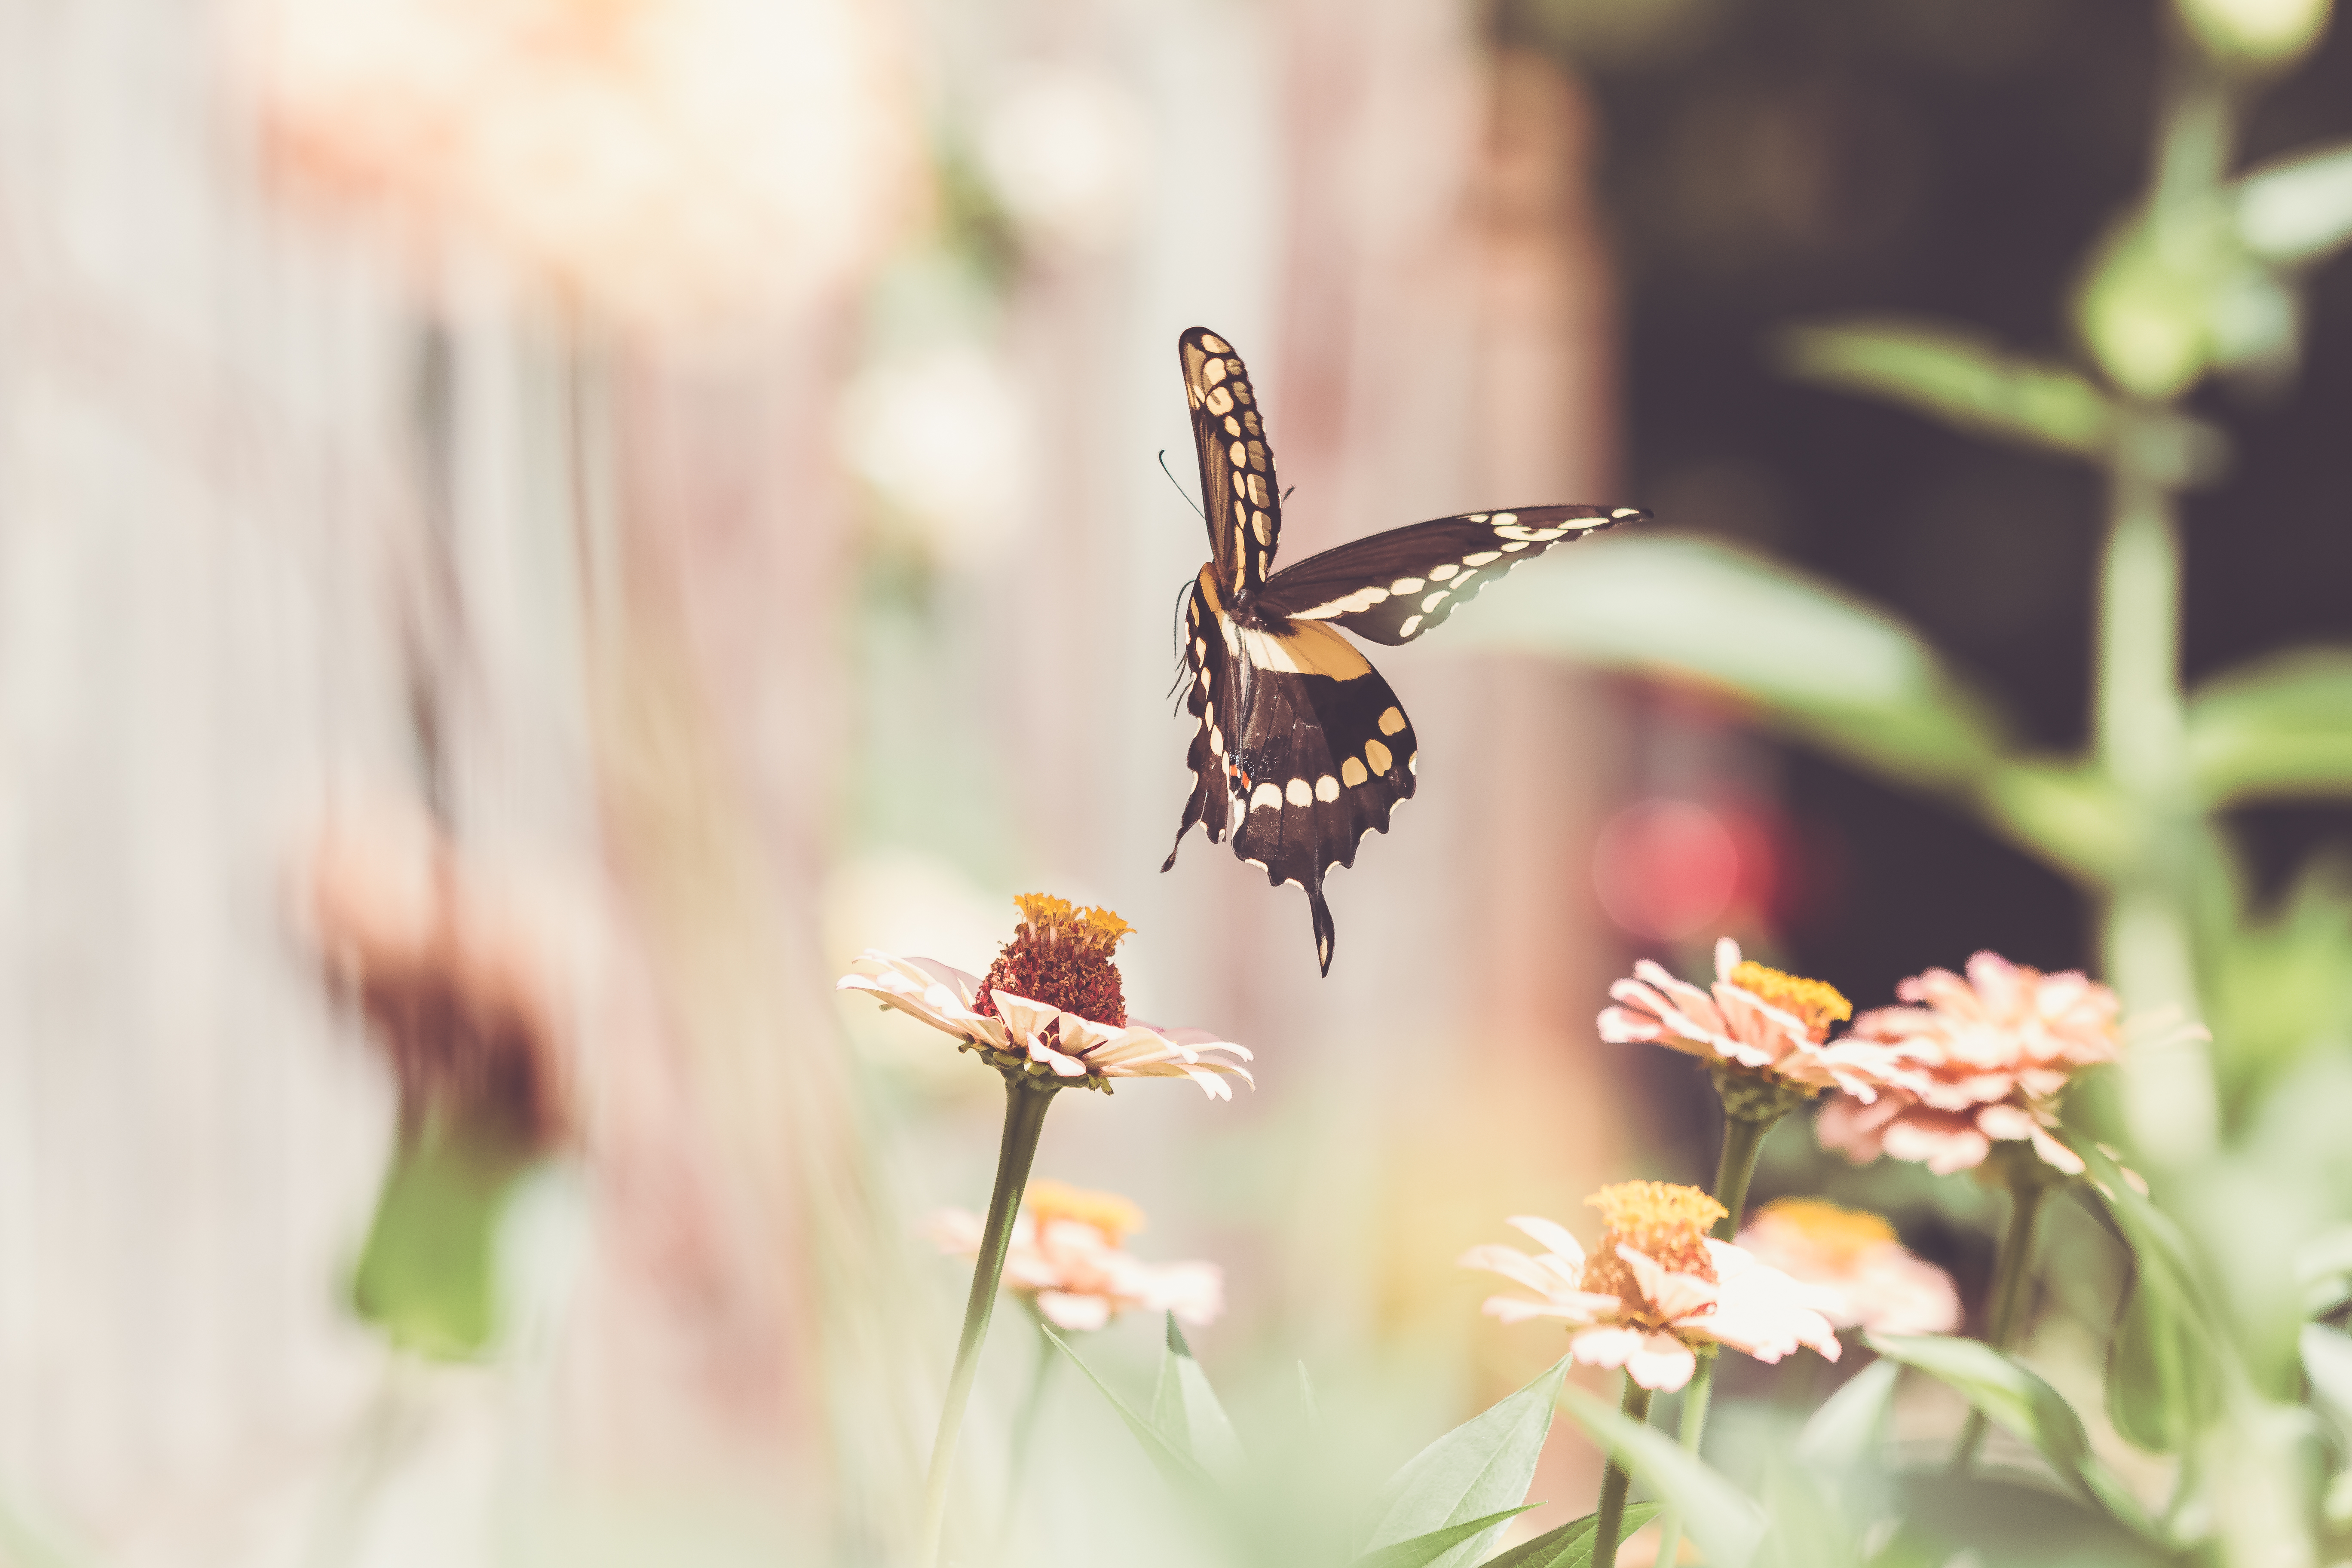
[1591, 1375, 1656, 1568]
[919, 1074, 1057, 1568]
[990, 1314, 1058, 1568]
[1650, 1108, 1781, 1568]
[1952, 1170, 2049, 1473]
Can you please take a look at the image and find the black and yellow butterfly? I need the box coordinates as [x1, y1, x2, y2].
[1161, 326, 1645, 974]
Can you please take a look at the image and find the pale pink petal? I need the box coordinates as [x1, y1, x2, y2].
[1714, 935, 1744, 980]
[1623, 1330, 1700, 1392]
[1035, 1291, 1113, 1331]
[2027, 1122, 2086, 1174]
[1487, 1295, 1601, 1325]
[1505, 1215, 1589, 1271]
[1881, 1113, 1991, 1175]
[1568, 1323, 1647, 1370]
[1619, 1244, 1718, 1323]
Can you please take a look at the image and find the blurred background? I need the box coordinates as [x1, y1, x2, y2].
[0, 0, 2346, 1563]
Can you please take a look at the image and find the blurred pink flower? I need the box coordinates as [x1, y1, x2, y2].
[927, 1179, 1222, 1332]
[1599, 937, 1922, 1102]
[1734, 1198, 1960, 1337]
[233, 0, 927, 334]
[1460, 1182, 1841, 1393]
[837, 896, 1251, 1097]
[1816, 951, 2120, 1176]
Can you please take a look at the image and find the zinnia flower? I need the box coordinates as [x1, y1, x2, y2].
[1599, 937, 1923, 1107]
[1734, 1198, 1960, 1336]
[838, 894, 1252, 1097]
[1815, 951, 2120, 1176]
[927, 1178, 1222, 1332]
[1460, 1182, 1842, 1392]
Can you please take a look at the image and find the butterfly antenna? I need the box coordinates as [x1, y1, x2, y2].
[1158, 450, 1206, 521]
[1281, 484, 1295, 504]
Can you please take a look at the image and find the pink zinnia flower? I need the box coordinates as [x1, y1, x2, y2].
[1735, 1198, 1960, 1337]
[1816, 951, 2119, 1176]
[838, 895, 1253, 1097]
[928, 1179, 1222, 1332]
[1599, 937, 1923, 1102]
[1460, 1182, 1842, 1393]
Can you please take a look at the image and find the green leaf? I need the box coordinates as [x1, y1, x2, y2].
[1479, 1503, 1662, 1568]
[1556, 1383, 1767, 1568]
[2301, 1323, 2352, 1417]
[1865, 1334, 2161, 1542]
[1151, 1314, 1245, 1477]
[1348, 1507, 1537, 1568]
[2075, 214, 2214, 401]
[1042, 1326, 1213, 1493]
[1980, 760, 2140, 882]
[2108, 1268, 2211, 1453]
[1360, 1354, 1571, 1568]
[1794, 1358, 1899, 1472]
[2238, 142, 2352, 265]
[1450, 535, 2014, 795]
[2188, 648, 2352, 805]
[1778, 318, 2116, 458]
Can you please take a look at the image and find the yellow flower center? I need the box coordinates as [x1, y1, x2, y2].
[972, 894, 1130, 1026]
[1755, 1197, 1896, 1267]
[1730, 960, 1852, 1040]
[1025, 1178, 1145, 1243]
[1579, 1181, 1725, 1305]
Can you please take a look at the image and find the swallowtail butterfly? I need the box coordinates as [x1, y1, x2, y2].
[1160, 326, 1645, 974]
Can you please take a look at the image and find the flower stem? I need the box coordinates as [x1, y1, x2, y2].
[1651, 1107, 1782, 1568]
[1951, 1167, 2049, 1473]
[919, 1074, 1057, 1567]
[989, 1314, 1058, 1568]
[1592, 1375, 1655, 1568]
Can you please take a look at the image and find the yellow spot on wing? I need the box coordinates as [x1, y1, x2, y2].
[1206, 386, 1234, 416]
[1377, 707, 1406, 736]
[1250, 782, 1282, 811]
[1201, 332, 1231, 352]
[1285, 778, 1313, 807]
[1430, 562, 1460, 580]
[1397, 614, 1423, 637]
[1464, 551, 1502, 565]
[1390, 576, 1425, 593]
[1365, 739, 1393, 774]
[1314, 775, 1340, 802]
[1341, 757, 1369, 787]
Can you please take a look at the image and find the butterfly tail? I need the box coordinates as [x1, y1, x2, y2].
[1305, 878, 1336, 977]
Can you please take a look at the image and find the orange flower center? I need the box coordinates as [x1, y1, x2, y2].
[1579, 1181, 1725, 1306]
[1730, 960, 1852, 1041]
[972, 893, 1130, 1026]
[1025, 1178, 1145, 1243]
[1755, 1197, 1896, 1267]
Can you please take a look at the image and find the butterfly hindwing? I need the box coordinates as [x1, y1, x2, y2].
[1253, 505, 1641, 645]
[1179, 327, 1281, 594]
[1165, 567, 1414, 976]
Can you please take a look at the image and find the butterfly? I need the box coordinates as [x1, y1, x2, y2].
[1160, 326, 1646, 975]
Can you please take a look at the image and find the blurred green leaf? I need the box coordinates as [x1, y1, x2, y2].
[2296, 1227, 2352, 1319]
[1350, 1507, 1537, 1568]
[1153, 1314, 1245, 1478]
[1758, 1456, 1859, 1568]
[1043, 1326, 1213, 1493]
[2302, 1324, 2352, 1417]
[1455, 536, 2014, 795]
[2109, 1268, 2215, 1452]
[1866, 1334, 2162, 1541]
[2206, 854, 2352, 1103]
[1779, 318, 2116, 458]
[1556, 1383, 1767, 1568]
[352, 1119, 537, 1360]
[2239, 143, 2352, 265]
[1795, 1359, 1899, 1473]
[2188, 648, 2352, 805]
[2073, 1137, 2230, 1349]
[1981, 760, 2139, 884]
[1479, 1503, 1661, 1568]
[1361, 1356, 1570, 1568]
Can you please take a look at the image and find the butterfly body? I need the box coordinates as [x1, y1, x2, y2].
[1161, 327, 1644, 974]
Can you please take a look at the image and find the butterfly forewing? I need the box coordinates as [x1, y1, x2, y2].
[1179, 327, 1281, 594]
[1253, 505, 1644, 645]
